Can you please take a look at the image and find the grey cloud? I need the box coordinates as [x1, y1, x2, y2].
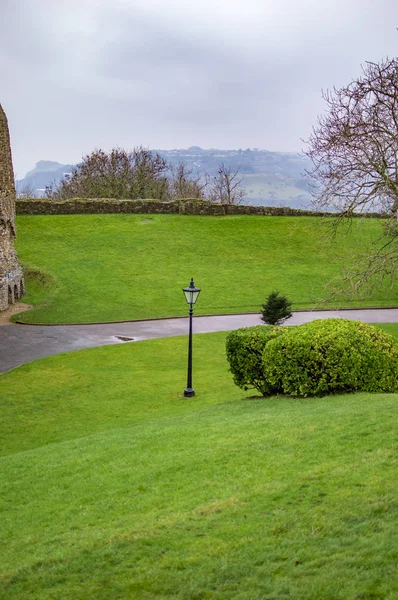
[1, 0, 398, 177]
[0, 0, 62, 69]
[94, 5, 245, 85]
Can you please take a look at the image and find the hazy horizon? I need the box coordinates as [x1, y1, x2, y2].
[20, 146, 305, 179]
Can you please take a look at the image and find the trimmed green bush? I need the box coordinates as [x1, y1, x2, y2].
[262, 319, 398, 397]
[225, 325, 287, 395]
[226, 319, 398, 397]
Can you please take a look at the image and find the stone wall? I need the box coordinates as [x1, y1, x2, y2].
[0, 104, 24, 311]
[16, 197, 386, 218]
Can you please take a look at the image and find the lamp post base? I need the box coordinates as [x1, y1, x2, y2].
[184, 387, 195, 397]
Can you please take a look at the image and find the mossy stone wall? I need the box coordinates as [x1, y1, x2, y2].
[16, 197, 386, 218]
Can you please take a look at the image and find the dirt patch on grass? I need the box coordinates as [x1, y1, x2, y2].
[0, 302, 33, 326]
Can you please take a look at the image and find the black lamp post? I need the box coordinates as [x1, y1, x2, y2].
[182, 277, 201, 397]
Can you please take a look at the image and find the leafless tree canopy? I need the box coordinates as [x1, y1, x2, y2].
[305, 57, 398, 294]
[46, 149, 246, 206]
[168, 161, 207, 200]
[305, 58, 398, 216]
[46, 147, 169, 201]
[209, 163, 246, 204]
[16, 182, 37, 198]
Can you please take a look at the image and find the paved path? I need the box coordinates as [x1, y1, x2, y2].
[1, 308, 398, 374]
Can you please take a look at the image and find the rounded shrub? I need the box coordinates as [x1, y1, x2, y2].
[226, 325, 287, 395]
[262, 319, 398, 397]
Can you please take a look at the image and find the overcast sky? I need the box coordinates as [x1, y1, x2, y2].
[1, 0, 398, 178]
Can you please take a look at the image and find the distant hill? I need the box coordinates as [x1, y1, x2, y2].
[16, 149, 313, 208]
[16, 161, 74, 196]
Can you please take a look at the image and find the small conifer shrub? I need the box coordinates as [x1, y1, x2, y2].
[261, 290, 292, 326]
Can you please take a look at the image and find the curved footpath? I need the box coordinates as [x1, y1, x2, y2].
[1, 308, 398, 375]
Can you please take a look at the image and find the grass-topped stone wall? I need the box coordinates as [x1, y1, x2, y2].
[16, 198, 179, 215]
[15, 197, 385, 217]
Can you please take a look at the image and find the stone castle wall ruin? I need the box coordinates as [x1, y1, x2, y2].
[0, 104, 24, 311]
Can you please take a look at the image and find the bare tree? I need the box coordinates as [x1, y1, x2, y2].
[304, 57, 398, 292]
[16, 182, 37, 198]
[132, 147, 169, 200]
[209, 163, 246, 204]
[168, 161, 208, 200]
[44, 179, 59, 199]
[46, 147, 170, 201]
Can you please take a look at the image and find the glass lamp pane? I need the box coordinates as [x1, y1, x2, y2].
[184, 290, 193, 304]
[191, 290, 200, 304]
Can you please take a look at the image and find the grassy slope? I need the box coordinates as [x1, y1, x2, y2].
[1, 328, 398, 599]
[15, 214, 398, 324]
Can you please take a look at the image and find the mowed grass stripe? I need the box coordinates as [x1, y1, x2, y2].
[15, 214, 398, 324]
[0, 332, 241, 457]
[1, 393, 397, 599]
[0, 328, 398, 598]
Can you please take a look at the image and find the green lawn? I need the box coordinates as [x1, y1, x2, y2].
[14, 214, 398, 324]
[1, 328, 398, 599]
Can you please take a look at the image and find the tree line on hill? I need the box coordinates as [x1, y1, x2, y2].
[16, 149, 312, 208]
[42, 147, 246, 205]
